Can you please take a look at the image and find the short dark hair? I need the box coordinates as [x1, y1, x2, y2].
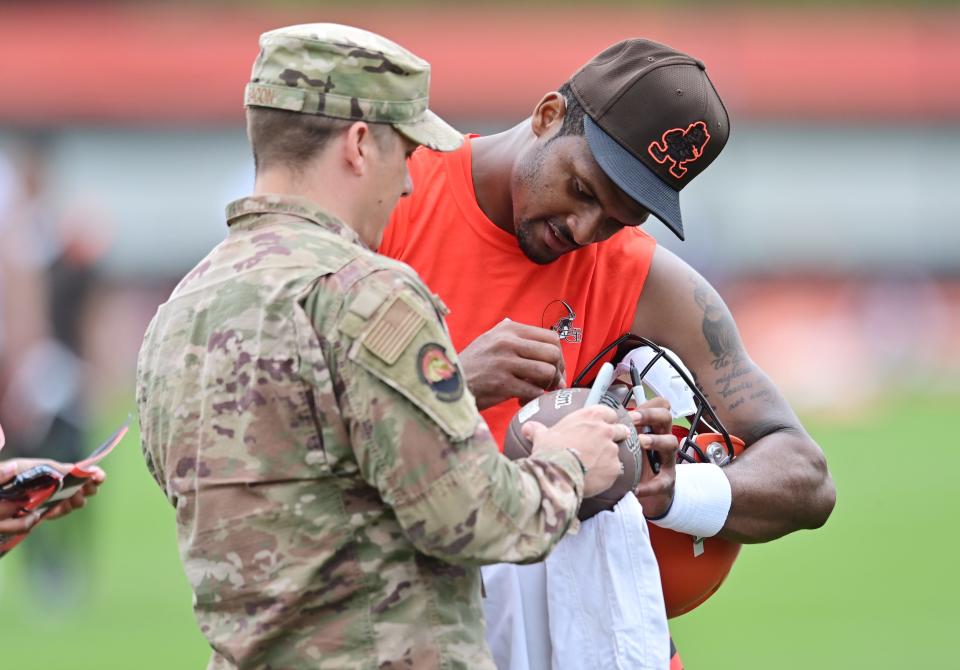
[246, 108, 397, 175]
[556, 82, 586, 139]
[247, 107, 353, 173]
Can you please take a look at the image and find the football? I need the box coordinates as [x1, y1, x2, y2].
[503, 387, 642, 520]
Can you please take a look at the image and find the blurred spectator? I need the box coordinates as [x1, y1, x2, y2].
[0, 138, 107, 606]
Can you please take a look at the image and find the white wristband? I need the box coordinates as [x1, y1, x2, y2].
[648, 463, 732, 538]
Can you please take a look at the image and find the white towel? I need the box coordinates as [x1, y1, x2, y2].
[482, 493, 669, 670]
[482, 562, 550, 670]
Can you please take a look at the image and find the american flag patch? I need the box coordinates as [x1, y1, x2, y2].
[361, 294, 426, 365]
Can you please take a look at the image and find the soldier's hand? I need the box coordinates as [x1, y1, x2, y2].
[630, 398, 679, 518]
[523, 405, 626, 498]
[459, 319, 566, 410]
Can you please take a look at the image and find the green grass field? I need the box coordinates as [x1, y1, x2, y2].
[0, 391, 955, 668]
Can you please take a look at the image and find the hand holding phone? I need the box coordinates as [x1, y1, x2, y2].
[0, 418, 127, 556]
[0, 463, 63, 502]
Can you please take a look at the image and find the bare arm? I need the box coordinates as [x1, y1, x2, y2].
[632, 247, 836, 543]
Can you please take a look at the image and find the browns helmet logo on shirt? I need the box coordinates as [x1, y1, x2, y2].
[541, 300, 582, 344]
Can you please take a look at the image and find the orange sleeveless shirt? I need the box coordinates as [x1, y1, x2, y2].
[381, 137, 657, 447]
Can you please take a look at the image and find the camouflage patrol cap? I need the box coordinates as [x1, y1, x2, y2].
[245, 23, 462, 152]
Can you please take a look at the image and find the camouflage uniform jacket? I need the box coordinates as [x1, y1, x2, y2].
[136, 195, 586, 670]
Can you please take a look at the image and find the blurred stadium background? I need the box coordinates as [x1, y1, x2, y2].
[0, 1, 957, 668]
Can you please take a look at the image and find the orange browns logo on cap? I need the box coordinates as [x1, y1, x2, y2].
[648, 121, 711, 180]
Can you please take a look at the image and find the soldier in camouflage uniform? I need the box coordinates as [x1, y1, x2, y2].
[136, 24, 627, 669]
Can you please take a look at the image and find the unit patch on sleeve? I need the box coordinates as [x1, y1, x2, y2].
[416, 343, 464, 402]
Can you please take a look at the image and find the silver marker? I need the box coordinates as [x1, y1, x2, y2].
[584, 362, 615, 407]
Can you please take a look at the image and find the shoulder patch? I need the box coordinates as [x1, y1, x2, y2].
[347, 284, 478, 442]
[361, 293, 426, 365]
[415, 342, 463, 402]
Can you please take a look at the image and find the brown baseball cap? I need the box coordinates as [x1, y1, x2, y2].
[570, 39, 729, 240]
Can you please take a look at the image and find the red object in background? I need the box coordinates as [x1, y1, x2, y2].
[0, 4, 958, 126]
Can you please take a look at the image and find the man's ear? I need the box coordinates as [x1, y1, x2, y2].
[343, 121, 373, 176]
[530, 92, 567, 139]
